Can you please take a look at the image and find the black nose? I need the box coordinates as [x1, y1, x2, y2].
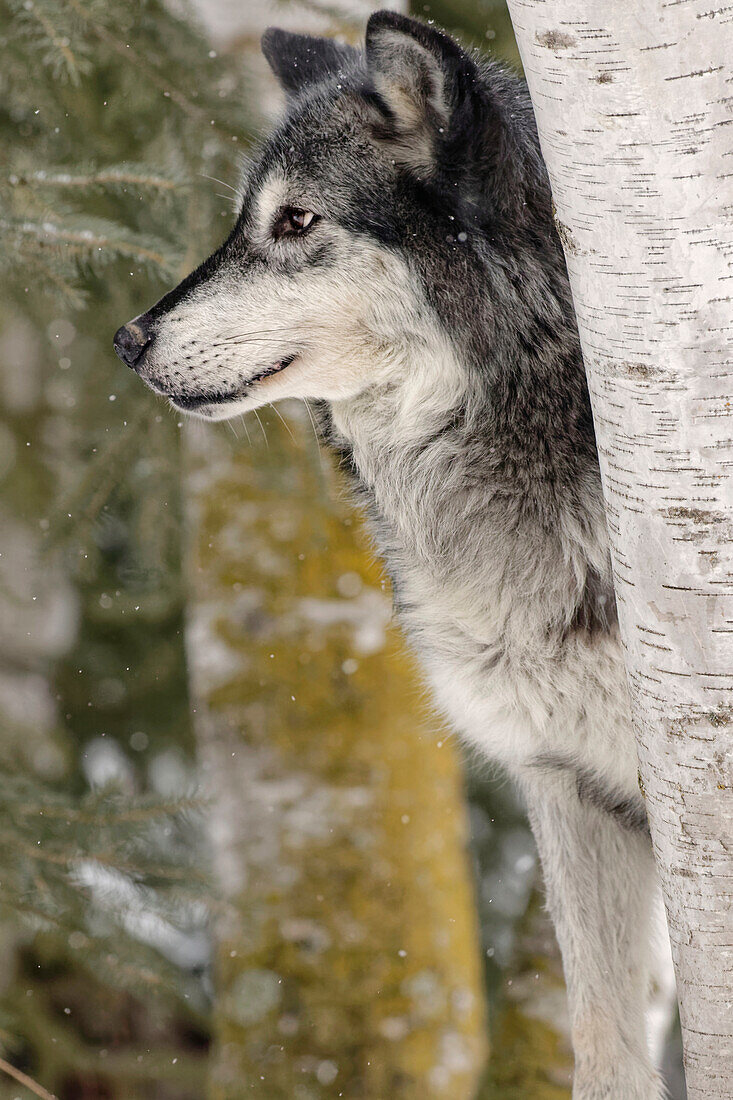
[113, 318, 153, 369]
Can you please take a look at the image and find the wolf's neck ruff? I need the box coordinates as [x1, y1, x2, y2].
[327, 289, 612, 652]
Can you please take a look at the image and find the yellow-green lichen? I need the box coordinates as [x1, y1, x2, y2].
[184, 413, 488, 1100]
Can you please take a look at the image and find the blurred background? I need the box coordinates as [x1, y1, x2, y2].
[0, 1, 683, 1097]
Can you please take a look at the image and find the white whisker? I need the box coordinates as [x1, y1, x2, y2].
[252, 408, 269, 448]
[269, 402, 295, 443]
[200, 173, 239, 195]
[210, 336, 293, 349]
[212, 327, 295, 346]
[304, 399, 325, 474]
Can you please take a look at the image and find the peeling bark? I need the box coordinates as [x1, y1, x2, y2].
[506, 4, 733, 1096]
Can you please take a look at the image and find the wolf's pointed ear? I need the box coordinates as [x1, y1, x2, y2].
[262, 28, 358, 98]
[365, 11, 481, 169]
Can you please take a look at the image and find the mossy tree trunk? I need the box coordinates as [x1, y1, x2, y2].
[184, 406, 487, 1099]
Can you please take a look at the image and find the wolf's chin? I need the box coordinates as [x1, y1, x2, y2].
[173, 398, 252, 421]
[168, 393, 251, 421]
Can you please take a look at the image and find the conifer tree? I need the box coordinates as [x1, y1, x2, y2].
[0, 1, 248, 1095]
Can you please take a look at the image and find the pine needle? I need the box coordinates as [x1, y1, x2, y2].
[7, 217, 181, 274]
[0, 1056, 58, 1100]
[21, 164, 187, 196]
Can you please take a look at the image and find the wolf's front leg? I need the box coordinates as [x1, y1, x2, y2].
[519, 769, 665, 1100]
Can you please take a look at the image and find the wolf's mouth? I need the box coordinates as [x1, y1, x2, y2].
[168, 353, 298, 411]
[249, 352, 298, 385]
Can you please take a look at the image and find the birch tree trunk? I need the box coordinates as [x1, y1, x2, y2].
[505, 3, 733, 1097]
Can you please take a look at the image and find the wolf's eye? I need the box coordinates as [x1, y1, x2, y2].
[274, 207, 319, 239]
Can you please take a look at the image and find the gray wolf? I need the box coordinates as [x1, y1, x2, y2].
[114, 12, 676, 1096]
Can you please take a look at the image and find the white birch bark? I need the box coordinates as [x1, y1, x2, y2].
[505, 3, 733, 1097]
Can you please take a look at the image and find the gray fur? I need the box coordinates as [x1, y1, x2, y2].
[113, 12, 675, 1096]
[533, 752, 650, 834]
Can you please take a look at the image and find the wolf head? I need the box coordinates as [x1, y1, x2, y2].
[113, 11, 554, 422]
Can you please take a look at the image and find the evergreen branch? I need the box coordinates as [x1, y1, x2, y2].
[23, 253, 79, 294]
[0, 1056, 57, 1100]
[15, 797, 203, 825]
[2, 836, 203, 883]
[66, 0, 239, 139]
[6, 250, 86, 308]
[0, 0, 256, 1074]
[4, 897, 201, 997]
[27, 8, 77, 81]
[12, 996, 209, 1084]
[9, 0, 86, 85]
[5, 217, 180, 273]
[42, 414, 151, 550]
[15, 165, 187, 196]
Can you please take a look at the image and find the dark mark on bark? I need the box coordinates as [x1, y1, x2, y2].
[596, 71, 614, 84]
[536, 29, 577, 49]
[706, 708, 733, 729]
[665, 65, 723, 81]
[668, 706, 733, 739]
[663, 506, 727, 525]
[554, 218, 579, 255]
[648, 600, 688, 625]
[624, 361, 659, 379]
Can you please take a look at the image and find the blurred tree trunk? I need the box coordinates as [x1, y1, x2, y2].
[184, 411, 486, 1099]
[0, 314, 78, 1100]
[506, 3, 733, 1097]
[477, 886, 571, 1100]
[0, 314, 76, 784]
